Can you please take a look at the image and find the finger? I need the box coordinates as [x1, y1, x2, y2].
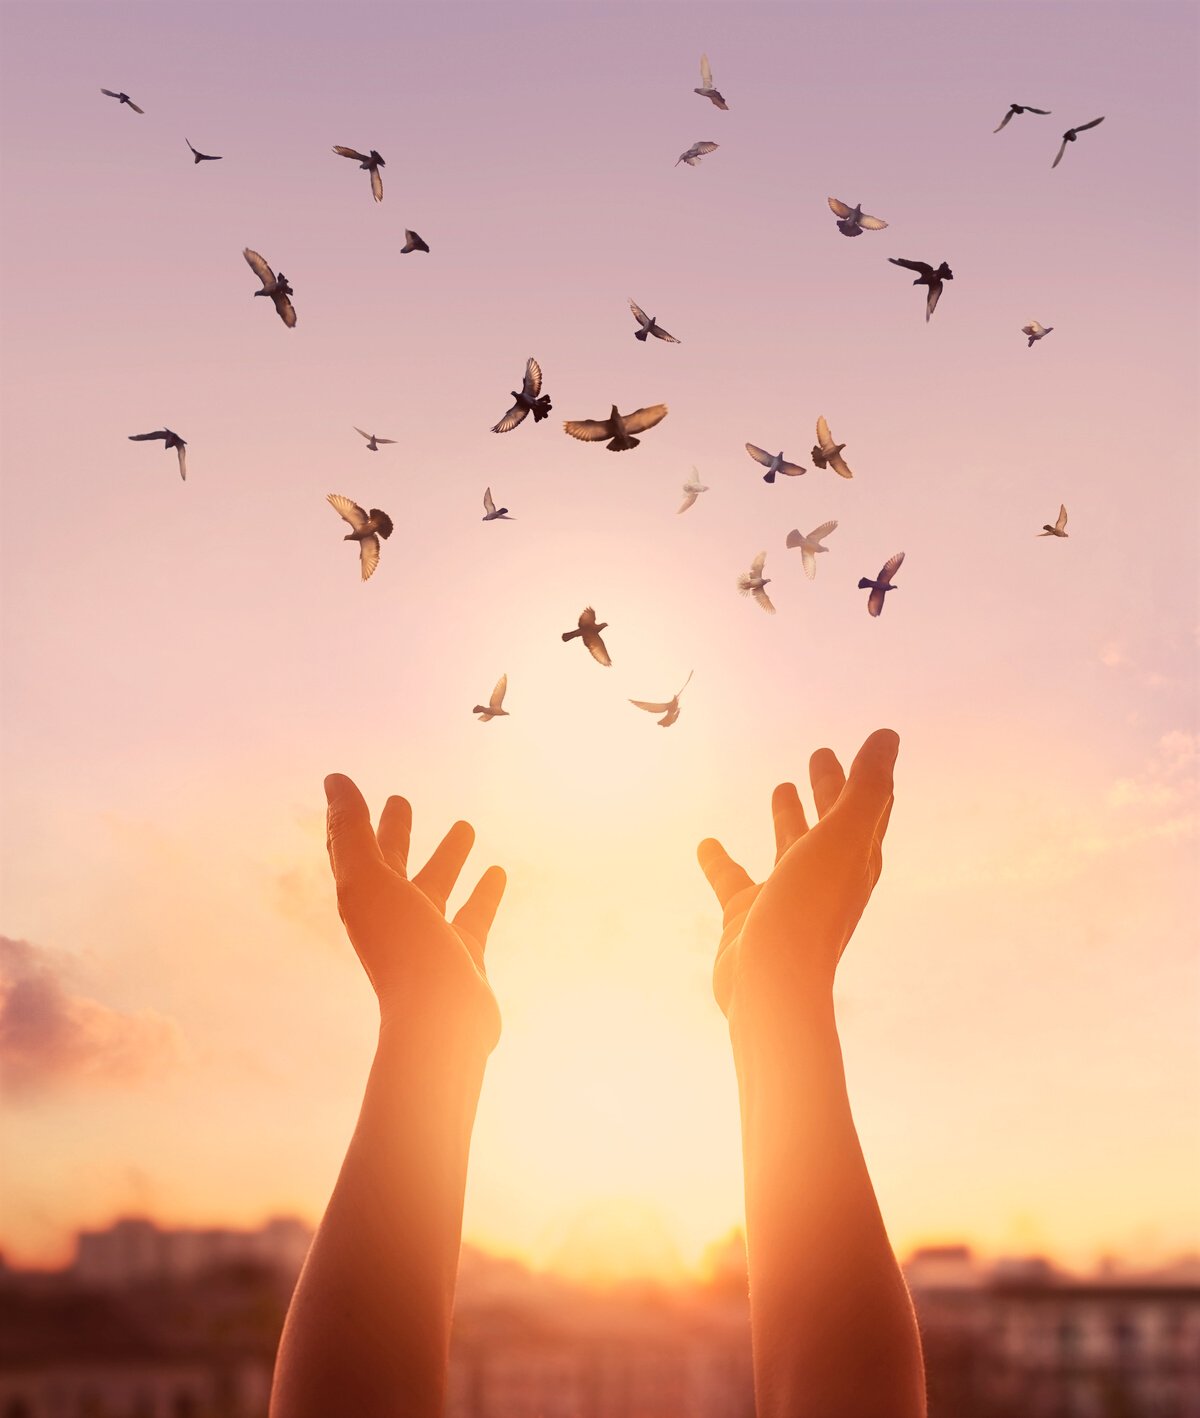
[413, 820, 476, 912]
[697, 838, 754, 910]
[874, 794, 894, 850]
[810, 749, 846, 819]
[377, 795, 413, 877]
[868, 795, 894, 888]
[836, 729, 900, 838]
[771, 782, 808, 863]
[453, 865, 507, 956]
[325, 774, 384, 884]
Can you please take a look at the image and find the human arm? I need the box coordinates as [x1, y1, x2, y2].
[269, 775, 506, 1418]
[698, 730, 926, 1418]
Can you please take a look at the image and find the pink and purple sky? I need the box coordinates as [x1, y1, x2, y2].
[1, 0, 1197, 1278]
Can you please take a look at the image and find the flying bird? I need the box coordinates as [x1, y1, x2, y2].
[676, 141, 719, 167]
[492, 358, 551, 433]
[185, 138, 222, 163]
[243, 248, 296, 328]
[128, 428, 187, 480]
[482, 487, 513, 521]
[888, 257, 953, 322]
[564, 404, 668, 452]
[1039, 504, 1069, 537]
[629, 299, 679, 343]
[630, 670, 694, 728]
[677, 470, 709, 513]
[562, 607, 611, 666]
[694, 55, 728, 109]
[738, 552, 776, 614]
[827, 197, 888, 237]
[858, 552, 905, 617]
[1051, 117, 1104, 168]
[473, 674, 509, 722]
[1022, 320, 1054, 347]
[811, 416, 854, 478]
[354, 427, 395, 452]
[993, 103, 1051, 132]
[101, 89, 143, 113]
[326, 494, 394, 581]
[401, 230, 429, 254]
[332, 146, 385, 202]
[745, 443, 805, 483]
[785, 520, 838, 580]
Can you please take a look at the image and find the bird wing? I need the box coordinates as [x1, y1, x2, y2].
[993, 109, 1015, 132]
[1056, 504, 1068, 531]
[1051, 136, 1069, 168]
[630, 697, 672, 714]
[243, 248, 275, 289]
[890, 257, 933, 277]
[327, 493, 370, 531]
[807, 519, 838, 545]
[675, 669, 695, 698]
[186, 138, 198, 155]
[650, 323, 679, 343]
[492, 401, 529, 434]
[858, 214, 888, 230]
[522, 357, 543, 397]
[658, 704, 682, 727]
[745, 443, 774, 467]
[827, 197, 853, 218]
[692, 141, 718, 155]
[374, 438, 395, 445]
[371, 166, 383, 203]
[867, 585, 886, 617]
[629, 298, 649, 327]
[176, 444, 187, 481]
[778, 458, 806, 477]
[1074, 116, 1105, 133]
[622, 404, 668, 435]
[483, 487, 496, 515]
[700, 54, 713, 89]
[925, 282, 943, 320]
[827, 450, 854, 479]
[752, 586, 776, 615]
[126, 99, 144, 114]
[815, 415, 832, 452]
[581, 628, 612, 666]
[878, 551, 905, 585]
[749, 551, 767, 577]
[358, 534, 381, 581]
[677, 489, 699, 513]
[490, 674, 507, 710]
[1025, 107, 1051, 115]
[101, 89, 120, 98]
[801, 547, 816, 580]
[353, 427, 372, 441]
[273, 290, 298, 327]
[128, 430, 167, 442]
[564, 418, 613, 442]
[333, 146, 369, 161]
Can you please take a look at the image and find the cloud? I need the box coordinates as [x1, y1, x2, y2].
[0, 937, 184, 1102]
[1106, 731, 1198, 824]
[272, 865, 342, 947]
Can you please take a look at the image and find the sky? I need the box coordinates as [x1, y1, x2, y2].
[0, 0, 1197, 1279]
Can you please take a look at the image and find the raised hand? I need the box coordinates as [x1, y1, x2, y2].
[698, 729, 898, 1022]
[324, 774, 505, 1051]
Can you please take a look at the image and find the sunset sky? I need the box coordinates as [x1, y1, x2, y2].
[0, 0, 1196, 1280]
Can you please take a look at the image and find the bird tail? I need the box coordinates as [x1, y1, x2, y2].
[785, 529, 804, 549]
[472, 706, 490, 716]
[372, 511, 395, 539]
[607, 435, 639, 451]
[531, 397, 552, 421]
[836, 220, 862, 237]
[857, 578, 875, 590]
[562, 630, 582, 642]
[634, 329, 649, 341]
[762, 469, 776, 484]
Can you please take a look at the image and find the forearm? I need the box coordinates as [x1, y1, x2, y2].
[271, 1018, 487, 1418]
[732, 992, 925, 1418]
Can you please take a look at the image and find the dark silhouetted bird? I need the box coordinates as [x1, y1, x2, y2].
[243, 248, 296, 327]
[492, 358, 551, 432]
[401, 230, 429, 253]
[859, 552, 905, 617]
[1051, 117, 1104, 168]
[738, 552, 776, 614]
[694, 55, 728, 109]
[354, 428, 395, 452]
[101, 89, 143, 113]
[745, 443, 805, 483]
[327, 495, 394, 581]
[333, 146, 385, 201]
[129, 428, 187, 480]
[562, 607, 611, 666]
[993, 103, 1051, 133]
[827, 197, 888, 237]
[474, 675, 509, 722]
[888, 258, 953, 322]
[630, 670, 694, 728]
[1022, 320, 1053, 347]
[185, 138, 222, 163]
[629, 299, 679, 343]
[564, 404, 668, 452]
[811, 416, 854, 478]
[482, 487, 513, 521]
[676, 141, 718, 167]
[1039, 505, 1069, 537]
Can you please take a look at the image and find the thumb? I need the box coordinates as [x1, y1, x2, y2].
[325, 773, 384, 885]
[833, 730, 899, 839]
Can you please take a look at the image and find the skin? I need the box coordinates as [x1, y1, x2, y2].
[698, 729, 927, 1418]
[269, 775, 505, 1418]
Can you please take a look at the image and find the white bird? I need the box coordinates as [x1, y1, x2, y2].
[1039, 504, 1069, 537]
[785, 520, 838, 580]
[694, 55, 728, 109]
[243, 248, 296, 327]
[473, 674, 509, 722]
[738, 552, 776, 614]
[746, 443, 805, 484]
[811, 416, 854, 479]
[630, 670, 694, 728]
[676, 140, 719, 167]
[677, 470, 710, 514]
[1022, 320, 1054, 347]
[354, 427, 395, 452]
[326, 494, 394, 581]
[629, 299, 679, 343]
[128, 427, 187, 480]
[482, 487, 513, 521]
[827, 197, 888, 238]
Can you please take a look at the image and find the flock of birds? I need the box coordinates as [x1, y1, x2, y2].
[110, 56, 1089, 729]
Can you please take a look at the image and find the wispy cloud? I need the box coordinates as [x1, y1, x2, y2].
[0, 937, 183, 1102]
